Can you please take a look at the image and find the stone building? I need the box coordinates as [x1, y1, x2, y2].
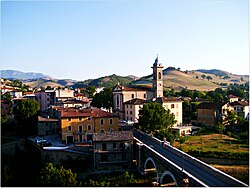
[93, 131, 134, 172]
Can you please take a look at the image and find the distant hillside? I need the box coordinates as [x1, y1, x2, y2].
[196, 69, 229, 76]
[132, 67, 249, 91]
[73, 74, 136, 88]
[2, 68, 248, 91]
[1, 70, 47, 80]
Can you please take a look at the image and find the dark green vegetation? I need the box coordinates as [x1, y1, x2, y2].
[38, 163, 82, 186]
[13, 99, 40, 136]
[138, 102, 179, 143]
[74, 74, 136, 88]
[92, 87, 113, 111]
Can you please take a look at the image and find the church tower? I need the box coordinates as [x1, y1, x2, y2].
[152, 56, 164, 98]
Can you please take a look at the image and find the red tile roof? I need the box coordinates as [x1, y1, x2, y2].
[124, 98, 146, 105]
[58, 107, 118, 118]
[197, 102, 227, 109]
[156, 97, 182, 103]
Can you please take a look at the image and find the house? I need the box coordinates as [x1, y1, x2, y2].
[229, 95, 239, 103]
[35, 90, 56, 111]
[62, 99, 90, 108]
[124, 98, 146, 122]
[37, 116, 60, 136]
[155, 97, 183, 126]
[197, 102, 234, 126]
[93, 130, 134, 172]
[50, 107, 119, 144]
[230, 101, 249, 120]
[55, 88, 74, 104]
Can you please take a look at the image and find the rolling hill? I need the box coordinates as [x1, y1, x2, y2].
[1, 68, 248, 91]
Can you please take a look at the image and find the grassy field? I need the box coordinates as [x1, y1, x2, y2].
[173, 134, 249, 159]
[210, 164, 249, 185]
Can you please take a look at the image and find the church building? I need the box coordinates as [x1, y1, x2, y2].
[113, 57, 183, 127]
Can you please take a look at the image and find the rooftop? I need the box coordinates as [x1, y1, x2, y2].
[124, 98, 146, 105]
[230, 101, 249, 106]
[156, 97, 182, 103]
[93, 131, 134, 142]
[197, 102, 227, 109]
[38, 116, 59, 122]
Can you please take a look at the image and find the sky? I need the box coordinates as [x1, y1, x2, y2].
[1, 0, 249, 81]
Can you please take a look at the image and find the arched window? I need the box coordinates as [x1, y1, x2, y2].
[116, 95, 119, 106]
[88, 124, 92, 130]
[158, 72, 162, 79]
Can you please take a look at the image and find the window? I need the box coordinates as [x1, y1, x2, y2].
[102, 143, 107, 150]
[79, 117, 82, 121]
[127, 105, 128, 108]
[176, 104, 178, 109]
[67, 126, 72, 131]
[88, 124, 92, 130]
[176, 112, 179, 117]
[130, 105, 132, 108]
[127, 111, 128, 114]
[100, 119, 104, 125]
[109, 118, 113, 125]
[158, 72, 162, 79]
[171, 104, 174, 109]
[116, 95, 119, 106]
[100, 129, 104, 133]
[68, 118, 71, 121]
[144, 94, 146, 98]
[78, 125, 83, 132]
[113, 143, 116, 148]
[132, 94, 134, 98]
[88, 117, 92, 121]
[130, 111, 132, 114]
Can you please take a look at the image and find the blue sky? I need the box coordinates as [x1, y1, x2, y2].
[1, 0, 249, 80]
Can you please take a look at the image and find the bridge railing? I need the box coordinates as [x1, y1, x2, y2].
[135, 130, 247, 187]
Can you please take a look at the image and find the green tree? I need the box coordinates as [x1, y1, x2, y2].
[138, 102, 176, 134]
[92, 87, 113, 111]
[39, 163, 81, 187]
[13, 99, 40, 136]
[201, 74, 206, 80]
[206, 75, 213, 81]
[86, 86, 96, 98]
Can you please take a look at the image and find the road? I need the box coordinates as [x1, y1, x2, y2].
[133, 130, 247, 187]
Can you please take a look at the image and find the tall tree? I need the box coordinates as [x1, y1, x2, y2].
[13, 99, 40, 136]
[92, 87, 113, 111]
[39, 163, 81, 187]
[206, 75, 213, 81]
[138, 102, 176, 134]
[201, 74, 206, 80]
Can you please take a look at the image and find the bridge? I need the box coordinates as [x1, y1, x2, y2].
[133, 130, 248, 187]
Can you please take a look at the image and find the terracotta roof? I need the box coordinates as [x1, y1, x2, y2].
[58, 107, 118, 118]
[121, 86, 147, 91]
[38, 116, 59, 122]
[124, 98, 146, 105]
[197, 102, 227, 109]
[230, 101, 249, 106]
[93, 131, 134, 142]
[63, 99, 89, 104]
[156, 97, 182, 103]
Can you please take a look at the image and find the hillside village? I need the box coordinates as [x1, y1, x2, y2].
[1, 58, 249, 186]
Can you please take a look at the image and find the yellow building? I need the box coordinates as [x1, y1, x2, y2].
[55, 107, 119, 144]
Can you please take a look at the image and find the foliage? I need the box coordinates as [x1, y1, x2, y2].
[92, 87, 113, 111]
[13, 99, 40, 135]
[1, 91, 12, 101]
[138, 102, 176, 134]
[201, 74, 206, 79]
[88, 171, 135, 187]
[74, 74, 134, 88]
[1, 111, 8, 125]
[206, 75, 213, 81]
[39, 163, 81, 187]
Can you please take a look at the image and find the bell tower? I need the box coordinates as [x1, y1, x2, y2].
[152, 55, 164, 98]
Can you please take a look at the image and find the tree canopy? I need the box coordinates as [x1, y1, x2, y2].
[39, 163, 81, 187]
[138, 102, 176, 134]
[13, 99, 40, 135]
[92, 87, 113, 111]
